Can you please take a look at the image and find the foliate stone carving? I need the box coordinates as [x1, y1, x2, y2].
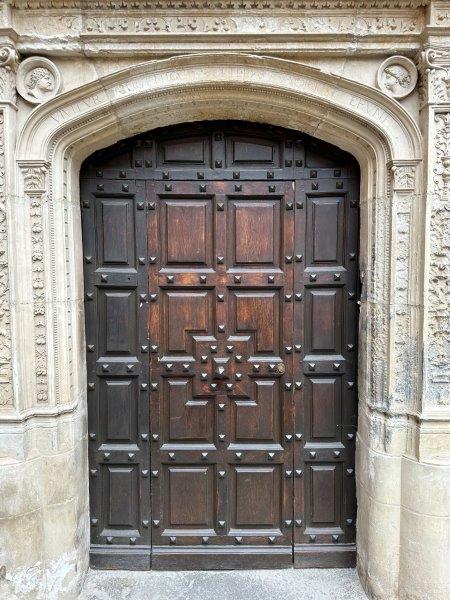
[0, 111, 13, 407]
[418, 48, 450, 105]
[391, 165, 416, 191]
[9, 0, 430, 9]
[377, 56, 418, 99]
[427, 113, 450, 404]
[0, 46, 19, 103]
[17, 57, 61, 105]
[21, 164, 49, 403]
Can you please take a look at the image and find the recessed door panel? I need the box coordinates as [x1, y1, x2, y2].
[82, 122, 359, 571]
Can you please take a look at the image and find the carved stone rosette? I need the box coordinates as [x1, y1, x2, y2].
[20, 163, 49, 403]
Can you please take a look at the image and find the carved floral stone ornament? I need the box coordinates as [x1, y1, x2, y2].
[377, 55, 418, 99]
[16, 56, 61, 105]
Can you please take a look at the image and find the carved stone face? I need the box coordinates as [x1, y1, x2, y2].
[26, 68, 55, 99]
[381, 65, 410, 96]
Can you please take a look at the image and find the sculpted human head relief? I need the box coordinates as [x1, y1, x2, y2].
[377, 56, 418, 100]
[17, 57, 61, 105]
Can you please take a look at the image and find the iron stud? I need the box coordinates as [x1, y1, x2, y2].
[217, 202, 224, 211]
[141, 345, 149, 353]
[295, 470, 303, 477]
[148, 202, 156, 210]
[218, 324, 225, 333]
[169, 452, 175, 460]
[334, 169, 341, 177]
[309, 451, 316, 458]
[310, 273, 317, 282]
[141, 470, 149, 478]
[333, 363, 340, 370]
[346, 468, 354, 476]
[218, 520, 225, 528]
[122, 184, 129, 192]
[199, 184, 206, 193]
[126, 364, 134, 372]
[90, 469, 98, 477]
[152, 520, 159, 527]
[346, 518, 354, 526]
[334, 451, 341, 458]
[201, 373, 208, 381]
[347, 433, 354, 441]
[182, 363, 190, 372]
[101, 273, 108, 282]
[285, 383, 292, 390]
[309, 535, 317, 543]
[217, 256, 224, 264]
[332, 534, 339, 542]
[312, 182, 319, 190]
[119, 170, 126, 178]
[103, 452, 110, 460]
[308, 363, 316, 371]
[201, 355, 208, 363]
[336, 181, 343, 189]
[217, 294, 225, 302]
[267, 171, 274, 179]
[141, 433, 149, 441]
[85, 292, 94, 301]
[150, 383, 158, 391]
[285, 346, 292, 353]
[235, 184, 242, 192]
[151, 470, 159, 478]
[210, 383, 218, 391]
[348, 382, 355, 389]
[235, 452, 242, 460]
[138, 257, 146, 265]
[226, 345, 234, 353]
[197, 171, 204, 179]
[269, 185, 276, 193]
[294, 344, 302, 352]
[285, 434, 293, 442]
[219, 434, 226, 441]
[140, 293, 147, 302]
[215, 160, 222, 168]
[310, 170, 317, 178]
[235, 537, 243, 544]
[166, 275, 174, 284]
[82, 201, 90, 208]
[199, 275, 207, 283]
[295, 519, 302, 526]
[219, 471, 226, 479]
[296, 201, 304, 209]
[149, 294, 157, 302]
[268, 536, 276, 544]
[135, 160, 142, 168]
[334, 273, 341, 280]
[165, 184, 172, 192]
[268, 452, 275, 460]
[253, 364, 260, 372]
[152, 433, 159, 441]
[233, 171, 240, 179]
[89, 433, 96, 440]
[235, 355, 243, 363]
[151, 345, 158, 353]
[234, 275, 241, 283]
[165, 363, 173, 372]
[285, 520, 292, 527]
[91, 518, 98, 526]
[84, 255, 92, 264]
[285, 159, 292, 167]
[295, 381, 302, 389]
[97, 184, 104, 191]
[201, 452, 208, 460]
[285, 255, 293, 263]
[218, 403, 225, 411]
[268, 275, 275, 283]
[162, 171, 170, 179]
[87, 344, 95, 352]
[210, 345, 218, 353]
[128, 452, 135, 460]
[137, 202, 145, 210]
[169, 537, 176, 545]
[88, 382, 95, 390]
[106, 537, 113, 544]
[347, 344, 355, 351]
[285, 294, 292, 302]
[226, 383, 234, 390]
[202, 537, 209, 545]
[285, 470, 292, 478]
[295, 293, 302, 301]
[295, 433, 303, 441]
[286, 202, 294, 211]
[295, 254, 303, 262]
[348, 292, 355, 300]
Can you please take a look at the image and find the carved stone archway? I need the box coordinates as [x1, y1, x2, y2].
[6, 53, 426, 598]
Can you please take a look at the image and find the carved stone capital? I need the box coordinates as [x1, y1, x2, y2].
[390, 163, 418, 192]
[0, 46, 19, 104]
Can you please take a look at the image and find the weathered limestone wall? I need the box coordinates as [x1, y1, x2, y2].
[0, 1, 448, 599]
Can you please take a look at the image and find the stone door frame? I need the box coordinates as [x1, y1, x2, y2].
[3, 53, 428, 596]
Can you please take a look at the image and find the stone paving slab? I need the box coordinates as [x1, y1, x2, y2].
[79, 568, 368, 600]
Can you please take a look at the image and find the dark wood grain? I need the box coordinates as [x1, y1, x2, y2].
[81, 121, 359, 570]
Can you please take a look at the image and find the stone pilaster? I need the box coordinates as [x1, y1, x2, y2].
[0, 42, 18, 411]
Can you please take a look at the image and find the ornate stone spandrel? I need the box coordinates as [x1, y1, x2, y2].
[377, 56, 418, 99]
[19, 162, 50, 404]
[0, 46, 19, 104]
[17, 57, 61, 105]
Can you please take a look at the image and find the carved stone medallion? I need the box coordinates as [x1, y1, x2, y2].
[17, 56, 61, 105]
[377, 56, 418, 100]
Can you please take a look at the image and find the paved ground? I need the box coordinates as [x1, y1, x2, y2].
[79, 568, 368, 600]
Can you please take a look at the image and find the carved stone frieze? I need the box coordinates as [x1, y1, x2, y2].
[419, 48, 450, 106]
[9, 0, 430, 9]
[0, 111, 13, 407]
[21, 163, 49, 403]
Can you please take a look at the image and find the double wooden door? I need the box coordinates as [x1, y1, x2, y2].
[81, 122, 358, 570]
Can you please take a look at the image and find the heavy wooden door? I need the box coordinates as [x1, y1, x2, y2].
[81, 122, 358, 571]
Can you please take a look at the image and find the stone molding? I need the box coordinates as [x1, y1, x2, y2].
[8, 54, 423, 435]
[0, 46, 19, 104]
